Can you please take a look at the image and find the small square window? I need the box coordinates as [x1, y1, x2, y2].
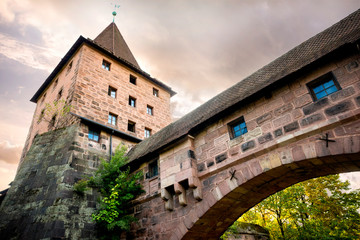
[88, 128, 100, 142]
[307, 72, 341, 101]
[108, 113, 117, 125]
[130, 75, 137, 85]
[129, 96, 136, 107]
[146, 160, 159, 178]
[228, 116, 248, 139]
[38, 108, 45, 123]
[147, 105, 153, 115]
[108, 86, 117, 98]
[153, 88, 159, 97]
[49, 114, 57, 130]
[41, 93, 46, 103]
[102, 60, 111, 71]
[128, 121, 135, 132]
[53, 78, 58, 90]
[66, 61, 73, 73]
[145, 128, 151, 138]
[57, 89, 63, 100]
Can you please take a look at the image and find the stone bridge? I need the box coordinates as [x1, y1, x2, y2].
[124, 10, 360, 239]
[1, 9, 360, 240]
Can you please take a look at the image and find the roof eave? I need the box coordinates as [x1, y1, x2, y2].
[30, 36, 176, 103]
[30, 36, 86, 103]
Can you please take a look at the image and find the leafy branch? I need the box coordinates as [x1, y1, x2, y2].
[74, 145, 144, 237]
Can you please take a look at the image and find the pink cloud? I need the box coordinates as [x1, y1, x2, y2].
[0, 141, 22, 164]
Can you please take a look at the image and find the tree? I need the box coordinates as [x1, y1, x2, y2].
[74, 145, 144, 239]
[37, 99, 72, 130]
[222, 174, 360, 240]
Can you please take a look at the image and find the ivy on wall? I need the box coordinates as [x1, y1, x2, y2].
[74, 145, 144, 237]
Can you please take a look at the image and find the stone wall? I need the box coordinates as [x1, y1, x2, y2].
[125, 46, 360, 239]
[21, 48, 83, 163]
[192, 52, 360, 179]
[72, 45, 172, 139]
[0, 124, 103, 240]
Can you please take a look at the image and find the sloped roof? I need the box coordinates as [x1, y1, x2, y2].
[127, 9, 360, 163]
[94, 22, 140, 69]
[31, 24, 176, 102]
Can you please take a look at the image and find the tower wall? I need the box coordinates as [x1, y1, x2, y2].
[20, 47, 84, 163]
[71, 45, 172, 139]
[0, 124, 101, 239]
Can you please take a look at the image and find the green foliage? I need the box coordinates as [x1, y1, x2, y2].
[223, 174, 360, 240]
[73, 145, 144, 237]
[37, 99, 72, 129]
[73, 179, 89, 195]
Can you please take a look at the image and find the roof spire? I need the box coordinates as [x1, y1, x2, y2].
[94, 22, 141, 69]
[112, 3, 120, 23]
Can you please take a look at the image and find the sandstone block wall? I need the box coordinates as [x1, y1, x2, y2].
[72, 45, 172, 139]
[21, 48, 83, 162]
[192, 53, 360, 178]
[124, 49, 360, 240]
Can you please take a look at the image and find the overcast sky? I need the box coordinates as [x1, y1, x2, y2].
[0, 0, 360, 190]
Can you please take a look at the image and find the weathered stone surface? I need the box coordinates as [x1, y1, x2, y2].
[197, 163, 205, 172]
[274, 128, 283, 137]
[207, 160, 215, 168]
[256, 113, 272, 125]
[241, 140, 255, 152]
[345, 60, 359, 72]
[324, 101, 353, 116]
[283, 121, 300, 133]
[274, 103, 293, 116]
[300, 113, 324, 127]
[330, 86, 355, 101]
[0, 125, 100, 240]
[215, 153, 228, 163]
[303, 97, 329, 115]
[258, 133, 273, 144]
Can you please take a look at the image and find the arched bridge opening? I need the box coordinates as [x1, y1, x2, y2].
[176, 149, 360, 239]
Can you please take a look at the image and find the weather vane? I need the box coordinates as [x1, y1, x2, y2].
[111, 1, 120, 22]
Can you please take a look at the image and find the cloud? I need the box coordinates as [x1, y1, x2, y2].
[0, 33, 59, 71]
[0, 141, 22, 164]
[0, 161, 17, 190]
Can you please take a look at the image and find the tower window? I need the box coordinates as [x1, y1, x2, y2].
[108, 113, 117, 125]
[129, 96, 136, 107]
[147, 105, 153, 115]
[228, 116, 248, 139]
[130, 75, 137, 85]
[128, 121, 135, 132]
[88, 128, 100, 142]
[66, 61, 73, 73]
[49, 114, 57, 130]
[145, 128, 151, 138]
[41, 92, 46, 104]
[53, 78, 58, 90]
[146, 160, 159, 178]
[57, 89, 63, 100]
[108, 86, 117, 98]
[102, 60, 111, 71]
[153, 88, 159, 97]
[38, 109, 45, 123]
[307, 72, 340, 101]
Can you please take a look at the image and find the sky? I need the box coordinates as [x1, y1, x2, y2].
[0, 0, 360, 190]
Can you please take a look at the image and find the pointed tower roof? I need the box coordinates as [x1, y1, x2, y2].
[94, 22, 140, 69]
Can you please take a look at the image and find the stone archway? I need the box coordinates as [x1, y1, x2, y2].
[173, 135, 360, 240]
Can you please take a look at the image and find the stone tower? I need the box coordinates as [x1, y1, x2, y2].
[20, 22, 176, 166]
[0, 22, 175, 239]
